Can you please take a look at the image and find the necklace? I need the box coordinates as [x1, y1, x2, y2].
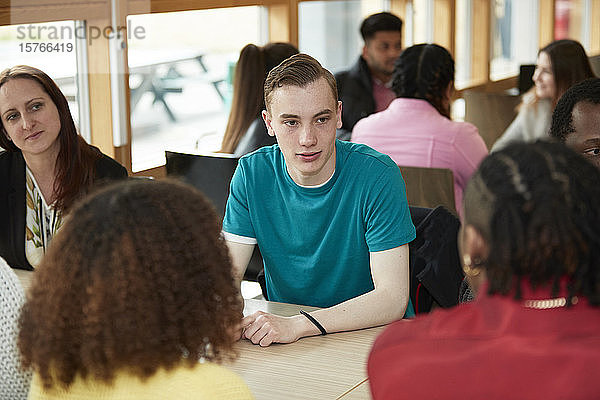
[523, 296, 578, 309]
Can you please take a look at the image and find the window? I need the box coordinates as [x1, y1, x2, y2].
[127, 7, 264, 172]
[454, 0, 472, 89]
[410, 0, 434, 45]
[555, 0, 591, 50]
[490, 0, 539, 81]
[298, 0, 387, 74]
[0, 21, 80, 127]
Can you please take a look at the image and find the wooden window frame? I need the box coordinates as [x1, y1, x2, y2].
[3, 0, 597, 177]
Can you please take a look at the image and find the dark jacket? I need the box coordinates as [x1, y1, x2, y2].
[0, 149, 127, 270]
[409, 206, 463, 314]
[233, 117, 277, 157]
[334, 56, 375, 140]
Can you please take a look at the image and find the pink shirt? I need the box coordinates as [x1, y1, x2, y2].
[351, 98, 488, 215]
[372, 78, 396, 113]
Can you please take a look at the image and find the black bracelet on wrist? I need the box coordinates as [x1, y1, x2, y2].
[300, 310, 327, 335]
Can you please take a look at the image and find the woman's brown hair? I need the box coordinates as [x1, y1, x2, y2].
[0, 65, 102, 211]
[520, 40, 596, 110]
[220, 42, 298, 153]
[19, 179, 243, 389]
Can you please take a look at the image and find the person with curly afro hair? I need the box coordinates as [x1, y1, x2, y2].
[18, 179, 254, 399]
[549, 77, 600, 169]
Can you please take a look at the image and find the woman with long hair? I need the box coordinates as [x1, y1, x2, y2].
[19, 179, 253, 399]
[492, 39, 595, 151]
[352, 43, 488, 215]
[368, 141, 600, 399]
[220, 42, 298, 156]
[0, 65, 127, 270]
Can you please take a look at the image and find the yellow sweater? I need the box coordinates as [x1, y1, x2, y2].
[28, 362, 254, 400]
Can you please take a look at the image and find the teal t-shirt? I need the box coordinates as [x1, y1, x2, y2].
[223, 140, 416, 315]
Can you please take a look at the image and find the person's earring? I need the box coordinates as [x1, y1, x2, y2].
[462, 254, 481, 277]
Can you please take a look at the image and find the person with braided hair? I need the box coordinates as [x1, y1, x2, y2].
[368, 141, 600, 399]
[492, 39, 595, 152]
[549, 77, 600, 169]
[351, 43, 488, 216]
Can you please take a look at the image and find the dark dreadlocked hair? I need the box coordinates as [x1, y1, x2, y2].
[549, 77, 600, 142]
[392, 43, 454, 118]
[463, 141, 600, 306]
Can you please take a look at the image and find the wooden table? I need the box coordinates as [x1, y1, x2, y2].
[226, 299, 383, 400]
[14, 272, 379, 399]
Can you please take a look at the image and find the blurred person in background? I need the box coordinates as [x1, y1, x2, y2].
[352, 43, 488, 216]
[492, 39, 595, 152]
[220, 42, 298, 156]
[335, 12, 403, 139]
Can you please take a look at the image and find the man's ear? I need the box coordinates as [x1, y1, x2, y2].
[361, 44, 368, 59]
[262, 109, 275, 137]
[336, 101, 343, 129]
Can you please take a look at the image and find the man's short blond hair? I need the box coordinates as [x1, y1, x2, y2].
[264, 53, 338, 112]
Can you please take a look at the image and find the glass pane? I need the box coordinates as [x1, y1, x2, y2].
[411, 0, 434, 45]
[454, 0, 472, 89]
[127, 7, 263, 172]
[298, 0, 386, 74]
[0, 21, 79, 127]
[490, 0, 539, 81]
[555, 0, 590, 49]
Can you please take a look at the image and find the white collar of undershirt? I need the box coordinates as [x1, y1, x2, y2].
[295, 168, 336, 188]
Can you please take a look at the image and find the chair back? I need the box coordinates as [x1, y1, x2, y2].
[589, 54, 600, 77]
[398, 165, 456, 215]
[463, 89, 520, 150]
[165, 151, 238, 218]
[165, 151, 265, 282]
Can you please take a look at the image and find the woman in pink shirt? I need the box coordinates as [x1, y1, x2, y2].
[351, 44, 488, 215]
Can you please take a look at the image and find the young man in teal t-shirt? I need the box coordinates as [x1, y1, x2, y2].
[223, 53, 415, 347]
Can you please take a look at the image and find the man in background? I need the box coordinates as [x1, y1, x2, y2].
[549, 77, 600, 169]
[335, 12, 403, 139]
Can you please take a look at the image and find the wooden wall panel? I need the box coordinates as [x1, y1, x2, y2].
[433, 0, 455, 55]
[471, 0, 490, 85]
[591, 0, 600, 54]
[389, 0, 408, 45]
[0, 0, 108, 25]
[538, 0, 555, 48]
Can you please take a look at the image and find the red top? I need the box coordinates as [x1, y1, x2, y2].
[368, 283, 600, 400]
